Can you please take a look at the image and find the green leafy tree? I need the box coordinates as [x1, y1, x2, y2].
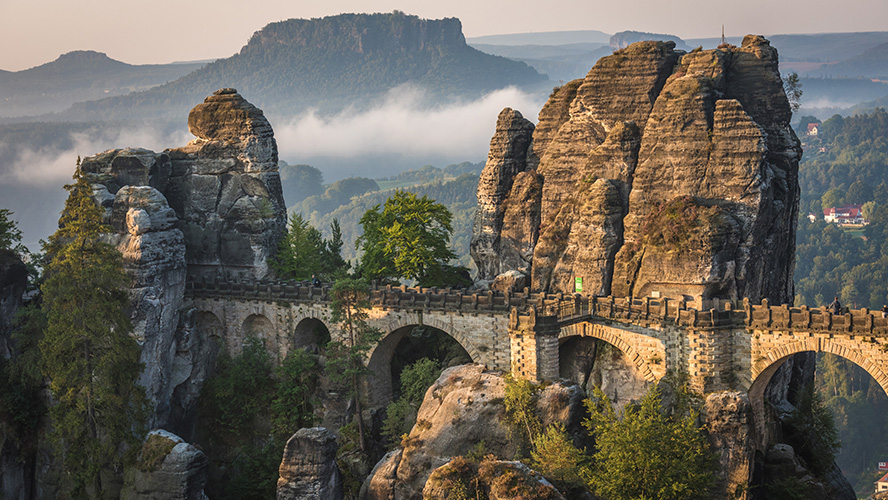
[356, 190, 468, 287]
[783, 71, 803, 112]
[502, 374, 542, 455]
[784, 383, 841, 475]
[272, 213, 325, 280]
[326, 277, 382, 453]
[583, 385, 715, 500]
[271, 349, 320, 438]
[381, 358, 441, 445]
[321, 218, 349, 277]
[273, 214, 348, 281]
[39, 161, 148, 498]
[530, 423, 592, 493]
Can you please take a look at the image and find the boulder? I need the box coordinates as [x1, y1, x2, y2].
[490, 270, 527, 293]
[277, 427, 343, 500]
[121, 429, 209, 500]
[361, 364, 583, 500]
[423, 458, 566, 500]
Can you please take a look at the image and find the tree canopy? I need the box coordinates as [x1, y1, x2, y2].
[356, 190, 468, 287]
[272, 213, 348, 281]
[583, 386, 715, 500]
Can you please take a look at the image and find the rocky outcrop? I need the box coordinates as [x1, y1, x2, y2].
[167, 88, 286, 281]
[107, 185, 187, 425]
[277, 427, 343, 500]
[361, 364, 583, 500]
[471, 109, 536, 280]
[0, 249, 27, 360]
[121, 429, 209, 500]
[423, 459, 566, 500]
[78, 89, 286, 428]
[703, 392, 754, 499]
[473, 36, 800, 305]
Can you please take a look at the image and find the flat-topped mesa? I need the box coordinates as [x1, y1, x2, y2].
[472, 35, 801, 305]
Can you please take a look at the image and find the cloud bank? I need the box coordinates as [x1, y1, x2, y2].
[274, 85, 543, 160]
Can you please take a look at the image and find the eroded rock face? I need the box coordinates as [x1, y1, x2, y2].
[78, 90, 286, 427]
[106, 186, 187, 424]
[168, 88, 286, 281]
[277, 427, 343, 500]
[471, 109, 536, 281]
[361, 364, 583, 500]
[472, 36, 800, 305]
[121, 429, 209, 500]
[0, 249, 27, 360]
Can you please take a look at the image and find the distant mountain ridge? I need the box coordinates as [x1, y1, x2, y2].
[0, 51, 205, 118]
[51, 13, 547, 122]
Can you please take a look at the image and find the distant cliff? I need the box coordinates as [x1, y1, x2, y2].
[472, 35, 801, 305]
[61, 13, 547, 121]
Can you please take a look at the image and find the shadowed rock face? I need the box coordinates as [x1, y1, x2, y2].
[168, 88, 286, 281]
[79, 89, 286, 427]
[472, 35, 801, 305]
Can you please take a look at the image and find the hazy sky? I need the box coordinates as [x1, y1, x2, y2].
[2, 0, 887, 71]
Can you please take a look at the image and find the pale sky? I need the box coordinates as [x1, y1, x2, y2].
[1, 0, 887, 71]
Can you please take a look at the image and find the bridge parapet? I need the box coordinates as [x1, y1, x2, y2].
[185, 277, 541, 313]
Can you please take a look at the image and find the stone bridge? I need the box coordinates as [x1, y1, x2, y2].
[185, 279, 888, 421]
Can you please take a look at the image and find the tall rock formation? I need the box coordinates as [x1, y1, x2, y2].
[167, 88, 286, 281]
[471, 36, 801, 305]
[80, 89, 286, 426]
[471, 108, 537, 280]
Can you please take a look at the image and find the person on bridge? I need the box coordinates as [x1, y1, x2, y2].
[881, 304, 888, 318]
[312, 274, 321, 288]
[829, 297, 842, 315]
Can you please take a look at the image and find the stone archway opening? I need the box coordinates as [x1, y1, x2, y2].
[750, 350, 888, 496]
[559, 335, 651, 410]
[293, 317, 331, 354]
[366, 325, 473, 408]
[241, 313, 277, 363]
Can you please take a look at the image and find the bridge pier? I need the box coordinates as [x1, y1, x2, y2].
[508, 307, 559, 382]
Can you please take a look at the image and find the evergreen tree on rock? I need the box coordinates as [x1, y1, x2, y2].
[40, 159, 148, 498]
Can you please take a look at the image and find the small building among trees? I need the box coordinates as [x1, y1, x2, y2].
[877, 471, 888, 492]
[823, 204, 867, 225]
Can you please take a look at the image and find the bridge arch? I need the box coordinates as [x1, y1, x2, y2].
[366, 321, 476, 408]
[241, 313, 279, 362]
[747, 337, 888, 449]
[558, 322, 662, 384]
[749, 338, 888, 399]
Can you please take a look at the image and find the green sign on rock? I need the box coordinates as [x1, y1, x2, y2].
[575, 277, 583, 293]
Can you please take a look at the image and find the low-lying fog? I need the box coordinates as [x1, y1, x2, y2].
[0, 86, 544, 252]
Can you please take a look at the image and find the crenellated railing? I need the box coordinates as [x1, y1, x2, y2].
[185, 277, 888, 336]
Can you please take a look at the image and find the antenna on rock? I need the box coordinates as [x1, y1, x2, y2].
[721, 25, 726, 45]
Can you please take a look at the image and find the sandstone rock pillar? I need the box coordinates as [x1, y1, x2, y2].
[508, 307, 559, 382]
[277, 427, 343, 500]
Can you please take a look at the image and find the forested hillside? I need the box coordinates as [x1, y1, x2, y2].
[794, 108, 888, 308]
[284, 162, 482, 270]
[794, 109, 888, 495]
[56, 13, 546, 121]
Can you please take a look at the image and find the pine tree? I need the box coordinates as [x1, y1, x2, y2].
[272, 213, 325, 281]
[40, 160, 148, 498]
[326, 277, 381, 453]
